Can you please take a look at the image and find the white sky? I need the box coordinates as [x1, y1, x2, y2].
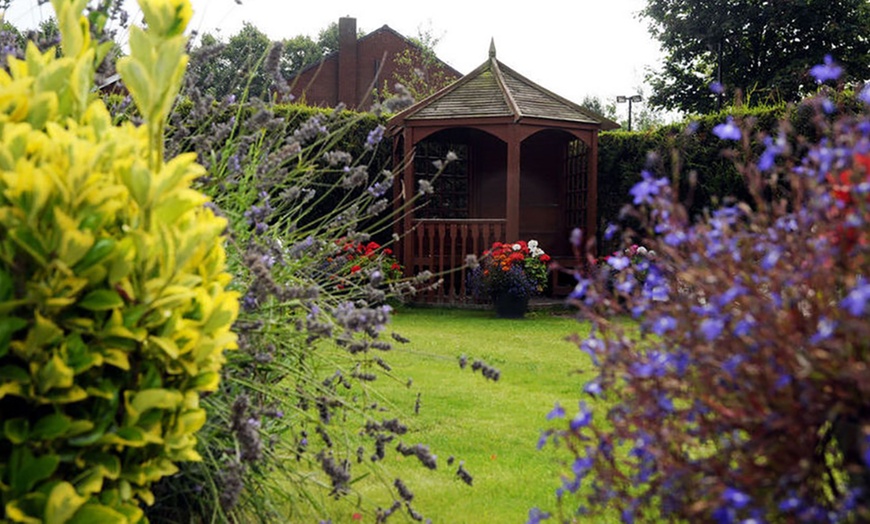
[5, 0, 664, 117]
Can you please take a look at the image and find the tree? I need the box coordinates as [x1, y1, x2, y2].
[580, 95, 618, 122]
[380, 22, 456, 103]
[187, 22, 351, 102]
[642, 0, 870, 114]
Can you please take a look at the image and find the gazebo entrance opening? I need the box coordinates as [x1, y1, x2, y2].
[407, 128, 591, 302]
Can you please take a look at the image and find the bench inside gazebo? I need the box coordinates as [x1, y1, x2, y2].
[388, 41, 619, 304]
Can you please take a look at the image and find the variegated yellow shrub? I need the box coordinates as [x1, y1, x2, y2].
[0, 1, 238, 522]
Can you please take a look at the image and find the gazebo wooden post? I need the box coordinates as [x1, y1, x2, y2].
[401, 128, 416, 277]
[586, 131, 600, 266]
[505, 129, 521, 241]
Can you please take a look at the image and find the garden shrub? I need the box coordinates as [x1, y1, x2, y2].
[536, 63, 870, 522]
[0, 0, 238, 522]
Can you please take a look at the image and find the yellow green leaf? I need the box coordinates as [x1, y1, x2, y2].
[67, 503, 127, 524]
[45, 481, 86, 524]
[147, 335, 178, 359]
[4, 418, 29, 444]
[37, 353, 75, 393]
[31, 414, 72, 440]
[78, 289, 123, 311]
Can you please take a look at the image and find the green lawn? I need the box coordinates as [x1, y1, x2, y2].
[312, 306, 618, 523]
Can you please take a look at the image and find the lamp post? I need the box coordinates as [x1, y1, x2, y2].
[616, 94, 643, 131]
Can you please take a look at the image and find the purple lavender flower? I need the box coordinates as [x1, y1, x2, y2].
[809, 55, 843, 83]
[860, 84, 870, 105]
[713, 116, 742, 141]
[365, 124, 385, 150]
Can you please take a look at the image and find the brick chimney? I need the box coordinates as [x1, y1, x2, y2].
[338, 17, 358, 108]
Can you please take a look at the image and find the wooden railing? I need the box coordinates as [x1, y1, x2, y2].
[409, 219, 506, 303]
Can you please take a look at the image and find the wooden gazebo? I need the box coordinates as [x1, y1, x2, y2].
[388, 41, 619, 303]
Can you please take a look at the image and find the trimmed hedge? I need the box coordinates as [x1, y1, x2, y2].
[597, 104, 790, 254]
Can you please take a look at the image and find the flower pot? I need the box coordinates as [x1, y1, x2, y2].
[493, 292, 529, 318]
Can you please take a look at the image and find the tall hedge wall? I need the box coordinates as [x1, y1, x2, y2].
[595, 103, 805, 254]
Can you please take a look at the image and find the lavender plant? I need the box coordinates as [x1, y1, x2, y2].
[536, 62, 870, 523]
[139, 40, 450, 523]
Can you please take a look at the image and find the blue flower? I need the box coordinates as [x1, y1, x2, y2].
[629, 170, 668, 205]
[607, 255, 630, 271]
[664, 230, 688, 246]
[778, 493, 803, 512]
[757, 134, 785, 172]
[583, 379, 602, 396]
[570, 227, 584, 247]
[860, 84, 870, 105]
[699, 317, 725, 341]
[526, 508, 551, 524]
[840, 277, 870, 316]
[760, 247, 782, 270]
[651, 315, 677, 336]
[722, 487, 751, 509]
[710, 81, 725, 94]
[604, 223, 619, 240]
[809, 316, 836, 344]
[546, 402, 565, 420]
[569, 277, 591, 301]
[810, 54, 843, 83]
[713, 116, 742, 141]
[570, 402, 593, 430]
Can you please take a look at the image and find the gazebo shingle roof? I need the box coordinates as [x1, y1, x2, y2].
[392, 40, 619, 129]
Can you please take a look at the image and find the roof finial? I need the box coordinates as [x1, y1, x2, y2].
[489, 38, 496, 59]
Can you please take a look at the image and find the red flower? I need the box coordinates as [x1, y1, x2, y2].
[540, 254, 551, 263]
[350, 265, 362, 273]
[829, 153, 870, 205]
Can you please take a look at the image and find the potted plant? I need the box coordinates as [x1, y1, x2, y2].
[468, 240, 551, 317]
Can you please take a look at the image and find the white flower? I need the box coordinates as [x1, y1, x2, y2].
[528, 240, 539, 249]
[637, 246, 648, 256]
[530, 247, 544, 257]
[512, 243, 522, 251]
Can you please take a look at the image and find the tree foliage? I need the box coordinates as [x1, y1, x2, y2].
[380, 23, 457, 103]
[188, 22, 341, 101]
[642, 0, 870, 114]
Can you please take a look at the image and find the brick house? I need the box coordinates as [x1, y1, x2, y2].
[287, 17, 462, 110]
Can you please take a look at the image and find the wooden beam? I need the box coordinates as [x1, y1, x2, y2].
[506, 129, 520, 241]
[402, 128, 416, 277]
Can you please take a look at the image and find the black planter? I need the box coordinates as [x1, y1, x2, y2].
[493, 292, 530, 318]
